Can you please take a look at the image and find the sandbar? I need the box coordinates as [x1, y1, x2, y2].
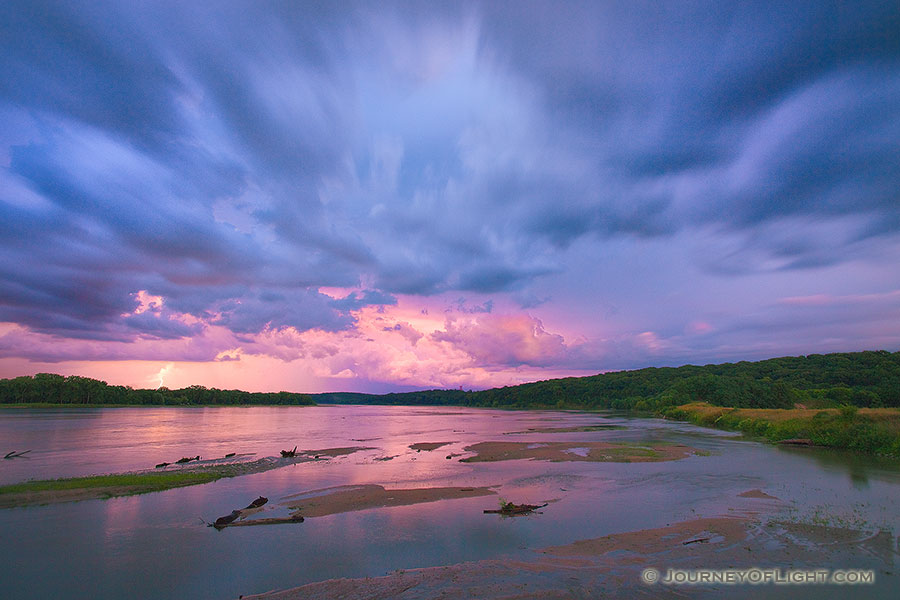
[283, 484, 495, 517]
[460, 441, 695, 463]
[504, 425, 625, 434]
[737, 488, 779, 500]
[541, 516, 749, 557]
[0, 446, 374, 508]
[409, 441, 454, 451]
[241, 515, 897, 599]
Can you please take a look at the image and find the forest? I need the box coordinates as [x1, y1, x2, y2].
[315, 350, 900, 411]
[1, 350, 898, 410]
[0, 373, 314, 406]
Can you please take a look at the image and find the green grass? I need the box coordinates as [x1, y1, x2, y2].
[0, 471, 223, 496]
[0, 456, 293, 508]
[661, 403, 900, 457]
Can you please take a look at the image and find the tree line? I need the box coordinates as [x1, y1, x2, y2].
[0, 373, 314, 406]
[2, 350, 897, 410]
[315, 350, 900, 411]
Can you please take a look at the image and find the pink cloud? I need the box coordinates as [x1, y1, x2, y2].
[0, 295, 606, 391]
[430, 314, 568, 367]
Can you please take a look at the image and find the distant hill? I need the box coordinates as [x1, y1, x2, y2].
[314, 350, 900, 411]
[2, 350, 898, 409]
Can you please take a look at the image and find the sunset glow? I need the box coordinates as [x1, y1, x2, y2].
[1, 1, 898, 392]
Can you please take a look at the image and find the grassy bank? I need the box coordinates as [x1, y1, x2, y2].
[0, 470, 225, 509]
[661, 402, 900, 456]
[0, 448, 370, 509]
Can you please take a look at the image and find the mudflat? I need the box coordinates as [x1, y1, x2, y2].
[409, 441, 454, 451]
[282, 484, 496, 518]
[460, 441, 696, 463]
[241, 513, 897, 599]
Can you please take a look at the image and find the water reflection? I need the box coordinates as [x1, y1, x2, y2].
[1, 405, 898, 600]
[776, 444, 900, 490]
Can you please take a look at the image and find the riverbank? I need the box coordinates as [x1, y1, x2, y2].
[241, 508, 897, 599]
[661, 402, 900, 456]
[0, 447, 373, 508]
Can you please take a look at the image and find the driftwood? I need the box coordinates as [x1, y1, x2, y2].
[777, 438, 814, 446]
[176, 455, 200, 464]
[212, 510, 242, 528]
[4, 450, 31, 459]
[683, 537, 710, 545]
[224, 452, 236, 458]
[280, 446, 298, 458]
[484, 502, 548, 515]
[155, 462, 170, 468]
[217, 515, 305, 528]
[244, 496, 268, 509]
[209, 496, 301, 529]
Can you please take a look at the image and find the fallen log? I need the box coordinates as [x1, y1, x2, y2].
[224, 452, 236, 458]
[244, 496, 268, 509]
[212, 510, 242, 528]
[155, 462, 170, 468]
[217, 515, 305, 527]
[682, 537, 710, 545]
[176, 455, 200, 464]
[280, 446, 298, 458]
[4, 450, 31, 459]
[484, 502, 548, 515]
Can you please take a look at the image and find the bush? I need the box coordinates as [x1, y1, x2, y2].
[839, 404, 859, 421]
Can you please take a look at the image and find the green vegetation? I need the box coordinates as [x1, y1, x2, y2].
[3, 350, 899, 456]
[5, 351, 897, 410]
[315, 350, 900, 411]
[0, 457, 306, 508]
[0, 471, 221, 495]
[0, 470, 226, 508]
[662, 403, 900, 456]
[315, 350, 900, 457]
[0, 373, 315, 406]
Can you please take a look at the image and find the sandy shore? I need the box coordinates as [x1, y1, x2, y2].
[281, 484, 495, 518]
[240, 512, 898, 599]
[460, 441, 696, 463]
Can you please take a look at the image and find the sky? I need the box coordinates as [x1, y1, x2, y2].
[1, 1, 898, 393]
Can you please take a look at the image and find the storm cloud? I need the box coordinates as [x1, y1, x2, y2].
[1, 1, 898, 388]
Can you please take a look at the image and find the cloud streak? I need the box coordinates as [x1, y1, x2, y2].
[1, 1, 898, 390]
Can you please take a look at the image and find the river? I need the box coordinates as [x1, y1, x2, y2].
[1, 405, 898, 599]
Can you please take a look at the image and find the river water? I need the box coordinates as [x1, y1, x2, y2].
[1, 405, 898, 599]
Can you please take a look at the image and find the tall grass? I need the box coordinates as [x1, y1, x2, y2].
[661, 403, 900, 456]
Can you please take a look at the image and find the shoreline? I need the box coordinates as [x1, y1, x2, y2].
[239, 509, 897, 599]
[0, 447, 374, 509]
[662, 402, 900, 457]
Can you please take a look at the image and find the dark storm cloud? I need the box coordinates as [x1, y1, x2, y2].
[0, 0, 898, 346]
[210, 289, 353, 334]
[330, 289, 398, 312]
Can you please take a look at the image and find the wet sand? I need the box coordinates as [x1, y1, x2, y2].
[541, 516, 749, 557]
[241, 514, 898, 599]
[460, 441, 696, 463]
[281, 484, 496, 518]
[737, 488, 779, 500]
[504, 424, 625, 434]
[409, 441, 454, 451]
